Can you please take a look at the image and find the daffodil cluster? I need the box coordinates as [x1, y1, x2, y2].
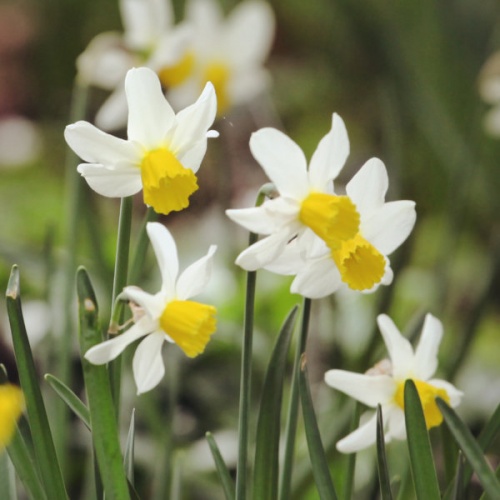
[78, 0, 275, 130]
[226, 113, 417, 298]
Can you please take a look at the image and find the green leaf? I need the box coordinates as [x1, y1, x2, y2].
[299, 354, 338, 500]
[77, 267, 130, 500]
[376, 405, 393, 500]
[253, 306, 298, 500]
[1, 442, 17, 500]
[342, 402, 361, 500]
[206, 432, 235, 500]
[451, 451, 465, 500]
[436, 398, 500, 499]
[404, 380, 440, 500]
[44, 374, 91, 430]
[6, 266, 68, 499]
[124, 409, 136, 486]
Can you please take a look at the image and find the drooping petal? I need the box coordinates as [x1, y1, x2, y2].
[77, 163, 143, 198]
[414, 314, 443, 380]
[132, 331, 166, 394]
[336, 412, 378, 453]
[308, 113, 349, 188]
[84, 316, 154, 364]
[377, 314, 415, 380]
[291, 255, 343, 299]
[346, 158, 388, 215]
[361, 200, 416, 255]
[249, 128, 309, 199]
[324, 370, 395, 407]
[126, 67, 176, 147]
[65, 121, 139, 165]
[146, 222, 179, 297]
[176, 245, 217, 300]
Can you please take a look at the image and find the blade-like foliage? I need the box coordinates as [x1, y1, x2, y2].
[206, 432, 235, 500]
[376, 405, 393, 500]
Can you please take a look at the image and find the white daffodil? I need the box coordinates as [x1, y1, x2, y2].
[85, 222, 217, 395]
[77, 0, 192, 130]
[325, 314, 462, 453]
[165, 0, 275, 115]
[226, 112, 352, 269]
[65, 67, 217, 215]
[284, 159, 416, 298]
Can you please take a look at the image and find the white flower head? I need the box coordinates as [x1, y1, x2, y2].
[166, 0, 275, 114]
[85, 222, 217, 395]
[65, 67, 217, 215]
[226, 113, 416, 297]
[77, 0, 193, 131]
[324, 314, 463, 453]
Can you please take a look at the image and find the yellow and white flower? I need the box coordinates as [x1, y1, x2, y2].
[0, 383, 24, 452]
[325, 314, 462, 453]
[65, 67, 217, 215]
[85, 222, 217, 395]
[77, 0, 192, 130]
[166, 0, 275, 115]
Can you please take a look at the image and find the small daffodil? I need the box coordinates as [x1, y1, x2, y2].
[85, 222, 217, 395]
[65, 67, 217, 215]
[324, 314, 462, 453]
[0, 383, 24, 452]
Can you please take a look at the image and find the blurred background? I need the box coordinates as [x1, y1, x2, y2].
[1, 0, 500, 498]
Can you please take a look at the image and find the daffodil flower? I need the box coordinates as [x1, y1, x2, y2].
[166, 0, 275, 115]
[85, 222, 217, 395]
[77, 0, 193, 131]
[0, 383, 24, 452]
[65, 67, 217, 215]
[325, 314, 462, 453]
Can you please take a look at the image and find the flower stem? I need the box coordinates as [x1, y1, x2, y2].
[279, 297, 312, 500]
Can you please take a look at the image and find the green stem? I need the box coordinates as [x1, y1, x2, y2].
[279, 297, 312, 500]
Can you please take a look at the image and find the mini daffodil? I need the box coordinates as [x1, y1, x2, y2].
[166, 0, 275, 115]
[325, 314, 462, 453]
[65, 67, 217, 216]
[85, 222, 217, 395]
[0, 383, 24, 452]
[77, 0, 193, 130]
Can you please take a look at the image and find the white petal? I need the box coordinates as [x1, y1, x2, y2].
[483, 105, 500, 137]
[235, 229, 292, 271]
[414, 314, 442, 380]
[224, 0, 275, 67]
[186, 0, 222, 33]
[146, 222, 178, 297]
[385, 406, 406, 440]
[84, 316, 153, 364]
[291, 256, 343, 299]
[148, 25, 193, 70]
[308, 113, 349, 188]
[121, 287, 165, 319]
[177, 139, 208, 172]
[427, 379, 463, 407]
[77, 163, 143, 198]
[362, 200, 416, 255]
[264, 238, 306, 275]
[346, 158, 388, 215]
[377, 314, 415, 380]
[324, 370, 395, 407]
[336, 412, 378, 453]
[65, 121, 138, 165]
[249, 128, 309, 199]
[95, 85, 130, 132]
[126, 67, 175, 147]
[176, 245, 217, 300]
[133, 332, 166, 394]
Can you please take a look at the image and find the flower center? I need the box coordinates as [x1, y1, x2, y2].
[140, 148, 198, 215]
[331, 233, 386, 290]
[394, 379, 450, 429]
[203, 61, 231, 115]
[0, 384, 24, 450]
[299, 193, 360, 249]
[158, 51, 196, 88]
[160, 300, 217, 358]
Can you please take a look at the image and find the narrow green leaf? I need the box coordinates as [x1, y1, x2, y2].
[6, 266, 68, 499]
[404, 380, 440, 500]
[124, 409, 136, 486]
[1, 445, 17, 500]
[451, 451, 465, 500]
[299, 355, 338, 500]
[376, 405, 393, 500]
[44, 374, 91, 430]
[77, 267, 130, 500]
[206, 432, 235, 500]
[436, 398, 500, 499]
[253, 306, 298, 500]
[342, 401, 361, 500]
